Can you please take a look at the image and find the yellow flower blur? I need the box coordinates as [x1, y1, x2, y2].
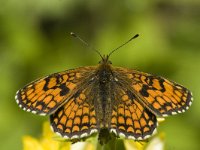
[23, 122, 70, 150]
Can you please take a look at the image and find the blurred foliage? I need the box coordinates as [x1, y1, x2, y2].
[0, 0, 200, 149]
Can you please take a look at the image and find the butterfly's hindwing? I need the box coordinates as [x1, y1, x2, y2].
[109, 85, 157, 140]
[50, 88, 99, 139]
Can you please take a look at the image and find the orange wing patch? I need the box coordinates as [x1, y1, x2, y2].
[15, 67, 96, 115]
[50, 90, 98, 139]
[110, 89, 157, 140]
[114, 67, 193, 117]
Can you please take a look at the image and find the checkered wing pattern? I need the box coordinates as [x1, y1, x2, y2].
[114, 67, 193, 117]
[110, 89, 157, 140]
[50, 89, 98, 139]
[15, 67, 96, 116]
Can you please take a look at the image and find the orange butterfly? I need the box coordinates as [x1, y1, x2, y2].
[15, 34, 193, 144]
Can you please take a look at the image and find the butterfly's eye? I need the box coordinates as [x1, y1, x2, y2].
[108, 60, 112, 64]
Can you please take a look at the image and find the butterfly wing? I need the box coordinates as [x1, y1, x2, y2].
[113, 67, 193, 117]
[50, 88, 98, 139]
[15, 66, 96, 116]
[109, 88, 157, 140]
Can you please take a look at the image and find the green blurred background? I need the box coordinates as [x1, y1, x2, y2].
[0, 0, 200, 149]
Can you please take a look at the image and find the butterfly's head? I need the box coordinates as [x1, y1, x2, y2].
[99, 55, 112, 65]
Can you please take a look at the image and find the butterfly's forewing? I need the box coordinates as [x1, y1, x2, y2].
[50, 88, 98, 139]
[113, 67, 193, 117]
[15, 67, 96, 116]
[109, 88, 157, 140]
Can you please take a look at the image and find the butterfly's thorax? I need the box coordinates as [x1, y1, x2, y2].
[98, 63, 113, 83]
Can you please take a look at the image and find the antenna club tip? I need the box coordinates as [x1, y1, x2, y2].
[133, 34, 139, 39]
[135, 34, 139, 37]
[70, 32, 77, 37]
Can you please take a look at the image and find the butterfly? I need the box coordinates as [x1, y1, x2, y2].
[15, 34, 193, 144]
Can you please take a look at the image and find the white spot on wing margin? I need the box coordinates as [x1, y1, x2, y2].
[50, 123, 98, 140]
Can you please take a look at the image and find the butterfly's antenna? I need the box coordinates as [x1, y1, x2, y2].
[70, 32, 103, 59]
[108, 34, 139, 58]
